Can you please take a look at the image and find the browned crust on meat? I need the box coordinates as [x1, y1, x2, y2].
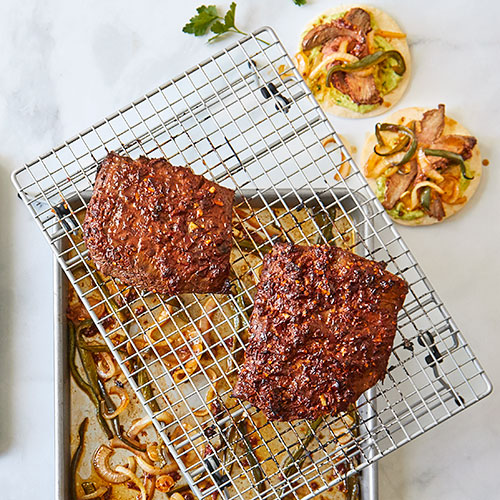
[302, 10, 369, 52]
[382, 160, 418, 209]
[431, 134, 477, 159]
[345, 7, 372, 34]
[83, 153, 234, 295]
[302, 23, 355, 51]
[427, 196, 445, 221]
[331, 72, 382, 105]
[233, 243, 408, 421]
[416, 104, 445, 145]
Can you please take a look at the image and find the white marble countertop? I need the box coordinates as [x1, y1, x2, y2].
[0, 0, 498, 498]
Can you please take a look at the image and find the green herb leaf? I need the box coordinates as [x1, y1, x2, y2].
[210, 19, 227, 35]
[223, 1, 237, 29]
[182, 5, 220, 37]
[209, 2, 247, 42]
[293, 0, 307, 5]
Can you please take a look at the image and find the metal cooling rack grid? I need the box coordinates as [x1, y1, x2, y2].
[12, 26, 491, 500]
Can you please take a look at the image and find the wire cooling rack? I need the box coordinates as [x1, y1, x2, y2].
[12, 27, 491, 500]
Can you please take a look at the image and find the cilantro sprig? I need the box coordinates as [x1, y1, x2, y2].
[182, 5, 220, 37]
[183, 2, 306, 43]
[183, 3, 248, 43]
[209, 2, 246, 42]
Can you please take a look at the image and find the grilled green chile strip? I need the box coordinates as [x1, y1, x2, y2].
[277, 417, 324, 497]
[223, 421, 239, 467]
[135, 360, 161, 413]
[423, 148, 474, 180]
[214, 418, 239, 491]
[375, 135, 410, 156]
[70, 417, 89, 500]
[374, 123, 417, 166]
[96, 378, 120, 436]
[165, 485, 191, 496]
[236, 238, 272, 254]
[315, 209, 337, 244]
[69, 322, 97, 400]
[96, 378, 146, 452]
[76, 319, 109, 352]
[232, 281, 249, 326]
[326, 50, 406, 86]
[420, 187, 432, 210]
[281, 416, 323, 478]
[225, 282, 249, 375]
[78, 340, 109, 353]
[232, 280, 250, 319]
[237, 421, 266, 494]
[375, 123, 385, 147]
[69, 322, 113, 439]
[78, 343, 100, 397]
[77, 341, 115, 439]
[396, 138, 417, 168]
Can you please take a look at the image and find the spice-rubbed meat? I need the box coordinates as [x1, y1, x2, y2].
[344, 7, 372, 35]
[430, 134, 477, 159]
[302, 8, 371, 52]
[233, 243, 408, 421]
[383, 160, 418, 209]
[416, 104, 445, 145]
[83, 153, 234, 295]
[330, 71, 382, 106]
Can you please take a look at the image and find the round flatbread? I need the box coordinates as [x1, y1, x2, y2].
[297, 5, 411, 119]
[361, 107, 482, 225]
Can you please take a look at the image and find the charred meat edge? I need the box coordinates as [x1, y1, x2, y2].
[331, 71, 382, 105]
[382, 160, 418, 210]
[416, 104, 445, 146]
